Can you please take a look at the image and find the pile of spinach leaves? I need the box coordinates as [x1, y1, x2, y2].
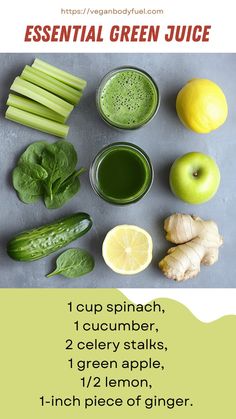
[13, 140, 85, 209]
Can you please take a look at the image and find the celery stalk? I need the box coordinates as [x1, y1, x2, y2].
[7, 94, 66, 123]
[10, 77, 73, 119]
[32, 58, 87, 91]
[6, 107, 69, 138]
[21, 66, 82, 106]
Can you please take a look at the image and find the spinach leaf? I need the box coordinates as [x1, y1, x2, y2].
[17, 191, 41, 204]
[49, 141, 78, 193]
[41, 141, 79, 194]
[44, 168, 85, 209]
[42, 148, 68, 182]
[13, 163, 48, 204]
[53, 140, 78, 171]
[19, 141, 48, 165]
[47, 248, 95, 278]
[41, 148, 69, 198]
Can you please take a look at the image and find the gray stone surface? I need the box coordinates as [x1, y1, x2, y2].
[0, 53, 235, 288]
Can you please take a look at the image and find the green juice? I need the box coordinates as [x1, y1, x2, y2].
[97, 67, 159, 129]
[90, 143, 153, 205]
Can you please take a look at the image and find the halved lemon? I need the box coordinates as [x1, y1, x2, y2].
[102, 225, 153, 275]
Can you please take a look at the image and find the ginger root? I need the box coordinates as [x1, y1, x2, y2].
[159, 214, 223, 281]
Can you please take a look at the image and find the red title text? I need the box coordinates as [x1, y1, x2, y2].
[24, 25, 212, 43]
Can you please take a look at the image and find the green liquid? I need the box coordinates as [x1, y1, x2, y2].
[99, 69, 158, 129]
[95, 145, 152, 204]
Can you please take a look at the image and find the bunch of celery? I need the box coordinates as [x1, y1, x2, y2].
[5, 59, 87, 138]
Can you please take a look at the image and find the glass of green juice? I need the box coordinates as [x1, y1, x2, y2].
[96, 66, 160, 130]
[90, 142, 154, 205]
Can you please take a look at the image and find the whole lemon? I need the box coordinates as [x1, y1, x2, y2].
[176, 78, 228, 134]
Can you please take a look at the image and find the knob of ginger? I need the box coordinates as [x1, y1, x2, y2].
[159, 214, 223, 281]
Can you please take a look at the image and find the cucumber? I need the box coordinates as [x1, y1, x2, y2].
[7, 212, 92, 261]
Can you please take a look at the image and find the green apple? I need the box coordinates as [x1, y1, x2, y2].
[169, 152, 220, 204]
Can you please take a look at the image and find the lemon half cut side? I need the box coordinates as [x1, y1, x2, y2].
[102, 225, 153, 275]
